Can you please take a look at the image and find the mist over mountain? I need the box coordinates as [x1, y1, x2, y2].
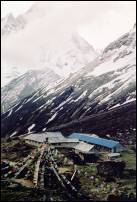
[1, 24, 136, 142]
[1, 2, 101, 86]
[1, 1, 135, 87]
[1, 3, 136, 202]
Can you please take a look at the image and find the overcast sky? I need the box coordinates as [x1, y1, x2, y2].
[1, 1, 34, 17]
[1, 1, 136, 49]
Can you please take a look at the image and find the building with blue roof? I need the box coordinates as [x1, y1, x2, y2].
[69, 133, 123, 153]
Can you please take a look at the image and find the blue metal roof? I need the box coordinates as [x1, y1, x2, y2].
[69, 133, 119, 149]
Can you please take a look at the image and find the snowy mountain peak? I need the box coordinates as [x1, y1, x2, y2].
[4, 13, 15, 22]
[103, 23, 136, 55]
[1, 68, 61, 113]
[1, 13, 14, 27]
[1, 3, 98, 85]
[1, 13, 26, 37]
[71, 32, 95, 53]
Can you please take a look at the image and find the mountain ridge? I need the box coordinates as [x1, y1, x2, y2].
[1, 24, 136, 141]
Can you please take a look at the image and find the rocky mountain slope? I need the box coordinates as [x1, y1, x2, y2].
[1, 69, 61, 113]
[1, 25, 136, 142]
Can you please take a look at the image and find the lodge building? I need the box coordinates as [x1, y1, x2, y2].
[69, 133, 124, 153]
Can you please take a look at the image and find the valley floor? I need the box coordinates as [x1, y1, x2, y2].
[1, 139, 136, 201]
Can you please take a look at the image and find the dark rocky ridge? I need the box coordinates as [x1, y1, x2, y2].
[48, 101, 136, 145]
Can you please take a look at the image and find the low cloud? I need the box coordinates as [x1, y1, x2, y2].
[1, 1, 136, 70]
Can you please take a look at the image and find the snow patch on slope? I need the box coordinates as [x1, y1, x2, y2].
[28, 124, 35, 133]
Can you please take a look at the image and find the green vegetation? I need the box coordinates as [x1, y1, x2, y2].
[120, 150, 136, 169]
[76, 149, 136, 200]
[1, 138, 136, 201]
